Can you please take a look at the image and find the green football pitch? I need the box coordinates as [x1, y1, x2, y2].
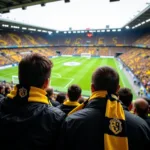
[0, 56, 137, 99]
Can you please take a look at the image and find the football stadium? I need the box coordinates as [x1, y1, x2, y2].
[0, 0, 150, 149]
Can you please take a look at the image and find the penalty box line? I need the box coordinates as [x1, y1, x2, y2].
[51, 76, 74, 89]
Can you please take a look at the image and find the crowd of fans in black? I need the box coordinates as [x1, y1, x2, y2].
[0, 53, 150, 150]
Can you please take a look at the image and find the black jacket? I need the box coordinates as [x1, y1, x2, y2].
[57, 104, 77, 114]
[59, 98, 150, 150]
[0, 85, 65, 150]
[139, 115, 150, 128]
[50, 98, 60, 107]
[57, 100, 80, 115]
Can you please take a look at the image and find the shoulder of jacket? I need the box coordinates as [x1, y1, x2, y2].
[46, 106, 66, 119]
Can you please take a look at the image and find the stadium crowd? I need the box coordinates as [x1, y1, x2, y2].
[0, 53, 150, 150]
[120, 48, 150, 97]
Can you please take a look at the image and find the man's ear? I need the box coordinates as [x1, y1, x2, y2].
[116, 85, 120, 93]
[42, 78, 50, 90]
[91, 83, 95, 93]
[128, 103, 133, 111]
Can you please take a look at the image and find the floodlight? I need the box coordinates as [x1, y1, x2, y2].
[112, 29, 116, 32]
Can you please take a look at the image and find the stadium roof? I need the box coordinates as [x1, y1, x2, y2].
[0, 0, 150, 31]
[0, 17, 56, 33]
[0, 0, 60, 13]
[124, 4, 150, 29]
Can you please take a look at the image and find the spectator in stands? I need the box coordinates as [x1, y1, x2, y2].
[0, 85, 4, 98]
[0, 53, 65, 150]
[46, 87, 60, 107]
[142, 97, 150, 114]
[134, 98, 150, 127]
[118, 88, 133, 111]
[4, 85, 11, 97]
[57, 85, 81, 114]
[59, 66, 150, 150]
[56, 92, 66, 104]
[78, 97, 85, 104]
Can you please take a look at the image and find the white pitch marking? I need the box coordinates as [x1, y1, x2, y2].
[0, 71, 18, 77]
[64, 78, 74, 88]
[114, 59, 125, 86]
[52, 73, 61, 78]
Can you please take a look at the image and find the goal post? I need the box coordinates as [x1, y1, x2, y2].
[81, 53, 91, 59]
[12, 76, 19, 84]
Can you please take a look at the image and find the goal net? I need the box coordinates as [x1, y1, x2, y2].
[12, 76, 19, 85]
[81, 53, 91, 59]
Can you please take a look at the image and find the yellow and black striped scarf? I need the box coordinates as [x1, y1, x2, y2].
[7, 84, 51, 105]
[68, 91, 128, 150]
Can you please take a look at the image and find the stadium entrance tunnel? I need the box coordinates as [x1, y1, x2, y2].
[64, 62, 81, 66]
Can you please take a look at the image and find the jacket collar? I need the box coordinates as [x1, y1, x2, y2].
[7, 84, 49, 104]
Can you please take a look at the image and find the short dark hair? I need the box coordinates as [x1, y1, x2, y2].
[68, 84, 82, 101]
[56, 92, 66, 104]
[92, 66, 119, 93]
[0, 85, 3, 93]
[118, 88, 133, 107]
[19, 53, 53, 88]
[46, 87, 54, 97]
[4, 86, 11, 96]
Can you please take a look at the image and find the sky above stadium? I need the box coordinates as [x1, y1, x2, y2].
[1, 0, 150, 30]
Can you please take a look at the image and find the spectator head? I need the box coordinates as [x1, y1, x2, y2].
[91, 66, 119, 94]
[67, 84, 82, 101]
[4, 86, 11, 96]
[141, 97, 150, 113]
[118, 88, 133, 110]
[19, 53, 53, 89]
[78, 97, 85, 104]
[134, 98, 149, 117]
[0, 85, 4, 94]
[56, 92, 66, 104]
[46, 87, 54, 97]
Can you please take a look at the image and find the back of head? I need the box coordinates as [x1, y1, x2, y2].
[118, 88, 133, 108]
[4, 86, 11, 96]
[19, 53, 53, 88]
[56, 92, 66, 104]
[46, 87, 54, 97]
[68, 84, 82, 101]
[134, 98, 149, 117]
[0, 85, 3, 94]
[92, 66, 119, 93]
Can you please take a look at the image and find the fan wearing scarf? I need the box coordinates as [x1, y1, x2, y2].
[0, 53, 65, 150]
[58, 66, 150, 150]
[57, 84, 81, 115]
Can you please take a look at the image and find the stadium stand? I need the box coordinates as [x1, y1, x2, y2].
[0, 31, 149, 95]
[120, 48, 150, 93]
[0, 32, 50, 46]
